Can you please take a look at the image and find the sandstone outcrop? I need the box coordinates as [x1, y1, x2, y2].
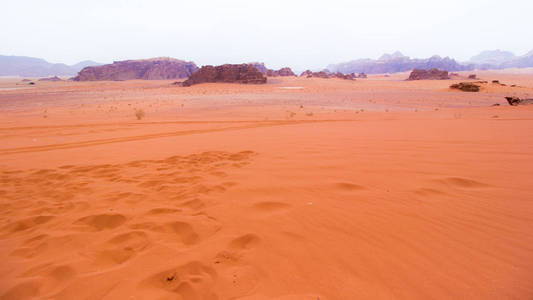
[182, 64, 267, 86]
[407, 68, 449, 80]
[74, 57, 198, 81]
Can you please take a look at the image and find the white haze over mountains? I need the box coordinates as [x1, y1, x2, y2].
[1, 0, 532, 72]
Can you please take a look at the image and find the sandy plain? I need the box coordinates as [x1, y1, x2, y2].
[0, 71, 532, 299]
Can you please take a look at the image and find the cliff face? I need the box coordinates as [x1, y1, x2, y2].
[182, 64, 266, 86]
[74, 58, 198, 81]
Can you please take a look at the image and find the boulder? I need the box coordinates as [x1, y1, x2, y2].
[505, 97, 533, 106]
[74, 57, 198, 81]
[450, 82, 480, 92]
[357, 72, 367, 78]
[182, 64, 267, 86]
[407, 68, 449, 80]
[468, 74, 477, 79]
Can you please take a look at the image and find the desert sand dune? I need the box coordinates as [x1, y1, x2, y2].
[0, 75, 532, 299]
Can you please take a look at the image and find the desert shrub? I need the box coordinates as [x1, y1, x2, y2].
[135, 109, 145, 120]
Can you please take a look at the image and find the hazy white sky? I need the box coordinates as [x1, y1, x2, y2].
[1, 0, 532, 71]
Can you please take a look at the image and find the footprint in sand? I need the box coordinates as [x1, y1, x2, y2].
[438, 177, 489, 188]
[413, 188, 447, 196]
[145, 207, 182, 215]
[2, 215, 55, 234]
[1, 280, 42, 299]
[130, 221, 200, 245]
[179, 198, 206, 211]
[228, 233, 261, 250]
[335, 182, 366, 191]
[141, 261, 218, 300]
[89, 231, 151, 267]
[18, 263, 77, 295]
[73, 214, 126, 231]
[252, 201, 291, 214]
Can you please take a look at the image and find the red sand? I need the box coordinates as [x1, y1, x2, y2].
[1, 73, 532, 299]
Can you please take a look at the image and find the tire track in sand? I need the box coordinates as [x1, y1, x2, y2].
[0, 119, 350, 155]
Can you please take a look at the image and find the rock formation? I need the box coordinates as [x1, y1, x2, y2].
[300, 70, 313, 77]
[299, 70, 355, 80]
[74, 57, 198, 81]
[38, 76, 63, 81]
[248, 62, 268, 74]
[249, 62, 295, 77]
[505, 97, 533, 106]
[468, 74, 477, 79]
[266, 67, 296, 77]
[182, 64, 267, 86]
[450, 82, 480, 92]
[407, 68, 449, 80]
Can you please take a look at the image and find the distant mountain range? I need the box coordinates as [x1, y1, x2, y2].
[0, 55, 101, 77]
[467, 49, 533, 70]
[327, 49, 533, 74]
[2, 49, 533, 78]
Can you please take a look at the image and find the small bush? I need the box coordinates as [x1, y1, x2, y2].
[135, 109, 145, 120]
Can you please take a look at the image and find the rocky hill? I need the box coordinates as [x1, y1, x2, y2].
[74, 57, 198, 81]
[182, 64, 266, 86]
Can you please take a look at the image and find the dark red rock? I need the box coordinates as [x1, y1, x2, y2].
[468, 74, 477, 79]
[74, 57, 198, 81]
[407, 68, 449, 80]
[505, 97, 533, 106]
[450, 82, 480, 92]
[182, 64, 267, 87]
